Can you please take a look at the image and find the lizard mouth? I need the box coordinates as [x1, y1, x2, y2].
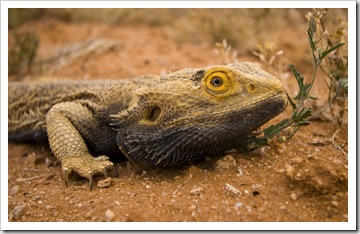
[210, 89, 287, 117]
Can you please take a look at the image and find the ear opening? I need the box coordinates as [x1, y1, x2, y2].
[145, 106, 161, 122]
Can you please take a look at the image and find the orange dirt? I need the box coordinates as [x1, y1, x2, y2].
[7, 19, 348, 223]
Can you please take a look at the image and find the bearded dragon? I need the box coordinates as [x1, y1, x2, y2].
[8, 62, 287, 189]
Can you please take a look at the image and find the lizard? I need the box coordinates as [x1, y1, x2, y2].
[8, 62, 287, 190]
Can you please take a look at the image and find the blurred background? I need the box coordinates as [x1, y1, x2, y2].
[8, 8, 347, 85]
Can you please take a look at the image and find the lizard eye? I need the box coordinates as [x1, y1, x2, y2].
[204, 70, 231, 95]
[210, 77, 223, 87]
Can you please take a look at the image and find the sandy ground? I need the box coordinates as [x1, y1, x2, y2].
[7, 17, 348, 225]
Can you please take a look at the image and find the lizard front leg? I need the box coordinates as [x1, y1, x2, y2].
[46, 102, 114, 190]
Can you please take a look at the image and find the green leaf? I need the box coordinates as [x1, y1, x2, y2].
[294, 107, 312, 122]
[289, 64, 303, 89]
[290, 64, 311, 100]
[263, 118, 291, 138]
[309, 95, 318, 100]
[339, 78, 348, 94]
[298, 121, 311, 126]
[319, 43, 345, 61]
[287, 93, 297, 109]
[242, 137, 269, 152]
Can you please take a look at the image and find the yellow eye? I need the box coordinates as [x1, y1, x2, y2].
[205, 70, 231, 95]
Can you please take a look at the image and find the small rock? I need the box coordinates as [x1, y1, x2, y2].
[285, 164, 295, 179]
[331, 201, 339, 207]
[290, 193, 297, 200]
[37, 200, 43, 205]
[292, 157, 303, 164]
[188, 205, 197, 211]
[85, 211, 93, 219]
[97, 177, 113, 188]
[45, 157, 54, 167]
[251, 184, 262, 189]
[104, 209, 115, 222]
[307, 154, 315, 160]
[276, 169, 285, 173]
[214, 155, 237, 171]
[9, 204, 26, 221]
[235, 202, 243, 208]
[190, 187, 204, 196]
[10, 185, 20, 195]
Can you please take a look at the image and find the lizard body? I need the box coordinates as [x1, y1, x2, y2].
[8, 63, 287, 189]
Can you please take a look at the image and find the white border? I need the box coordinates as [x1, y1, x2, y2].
[1, 1, 356, 231]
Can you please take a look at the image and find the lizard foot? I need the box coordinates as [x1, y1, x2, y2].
[62, 155, 114, 190]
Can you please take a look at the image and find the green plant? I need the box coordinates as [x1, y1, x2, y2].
[307, 9, 348, 129]
[8, 30, 39, 76]
[243, 16, 346, 151]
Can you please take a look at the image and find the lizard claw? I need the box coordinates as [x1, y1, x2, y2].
[89, 174, 94, 191]
[63, 168, 70, 188]
[113, 164, 119, 178]
[61, 155, 114, 190]
[103, 168, 109, 179]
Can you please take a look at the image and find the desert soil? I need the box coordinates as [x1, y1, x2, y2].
[7, 18, 348, 223]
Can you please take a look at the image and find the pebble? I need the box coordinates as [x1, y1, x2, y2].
[285, 164, 295, 179]
[190, 187, 204, 196]
[189, 205, 197, 211]
[331, 201, 339, 207]
[290, 193, 297, 200]
[292, 157, 303, 164]
[214, 155, 237, 171]
[45, 157, 54, 167]
[85, 211, 93, 219]
[104, 209, 115, 222]
[10, 185, 20, 195]
[251, 184, 262, 189]
[276, 169, 285, 173]
[37, 200, 44, 205]
[235, 202, 243, 208]
[9, 204, 26, 221]
[97, 177, 113, 188]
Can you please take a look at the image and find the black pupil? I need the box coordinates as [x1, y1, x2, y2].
[211, 77, 223, 86]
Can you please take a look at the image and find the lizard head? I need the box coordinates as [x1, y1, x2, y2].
[111, 62, 287, 167]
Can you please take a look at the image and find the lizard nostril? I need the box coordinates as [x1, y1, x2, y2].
[246, 83, 256, 92]
[146, 106, 161, 122]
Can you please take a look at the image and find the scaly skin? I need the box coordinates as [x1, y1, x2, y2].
[8, 62, 287, 189]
